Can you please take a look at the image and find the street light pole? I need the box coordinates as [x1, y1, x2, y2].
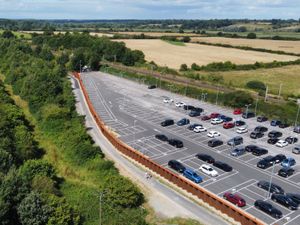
[295, 104, 300, 127]
[254, 98, 259, 116]
[245, 104, 252, 116]
[264, 85, 269, 102]
[267, 161, 276, 199]
[278, 83, 283, 99]
[215, 87, 220, 105]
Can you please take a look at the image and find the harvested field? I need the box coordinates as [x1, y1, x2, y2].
[117, 39, 299, 69]
[191, 37, 300, 54]
[113, 31, 200, 37]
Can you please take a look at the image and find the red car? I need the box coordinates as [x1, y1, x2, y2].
[223, 192, 246, 207]
[210, 113, 220, 119]
[233, 108, 243, 115]
[223, 122, 235, 129]
[201, 115, 211, 121]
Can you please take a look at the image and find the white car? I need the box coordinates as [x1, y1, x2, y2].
[175, 101, 186, 107]
[199, 164, 218, 177]
[211, 118, 223, 125]
[276, 140, 289, 148]
[207, 131, 221, 138]
[236, 127, 248, 134]
[194, 126, 207, 133]
[163, 97, 173, 103]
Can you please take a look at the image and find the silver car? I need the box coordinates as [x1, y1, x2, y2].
[292, 145, 300, 154]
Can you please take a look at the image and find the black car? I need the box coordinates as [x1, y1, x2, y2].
[183, 105, 195, 110]
[245, 145, 259, 152]
[222, 116, 233, 122]
[254, 126, 268, 133]
[242, 112, 255, 119]
[257, 156, 275, 169]
[285, 136, 298, 144]
[177, 118, 190, 126]
[271, 194, 298, 210]
[267, 138, 279, 145]
[257, 181, 284, 194]
[257, 116, 268, 122]
[187, 123, 202, 131]
[194, 107, 204, 113]
[195, 154, 215, 164]
[279, 123, 289, 129]
[168, 139, 184, 148]
[168, 160, 186, 173]
[148, 85, 156, 89]
[250, 131, 264, 139]
[155, 134, 168, 142]
[235, 120, 246, 127]
[189, 110, 201, 117]
[271, 120, 282, 127]
[273, 154, 286, 163]
[254, 200, 283, 219]
[161, 119, 174, 127]
[208, 139, 223, 147]
[286, 193, 300, 205]
[252, 147, 268, 156]
[278, 167, 295, 178]
[213, 161, 233, 172]
[268, 131, 283, 138]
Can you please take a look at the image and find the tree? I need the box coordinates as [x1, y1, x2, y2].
[179, 28, 184, 33]
[122, 50, 135, 66]
[223, 91, 254, 108]
[2, 30, 15, 39]
[247, 32, 257, 39]
[182, 36, 191, 43]
[246, 80, 266, 90]
[180, 64, 188, 71]
[191, 63, 201, 71]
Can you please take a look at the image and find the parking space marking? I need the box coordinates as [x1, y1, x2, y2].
[202, 170, 239, 187]
[283, 214, 300, 225]
[216, 179, 257, 195]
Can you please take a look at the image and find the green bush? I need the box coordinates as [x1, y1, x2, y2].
[180, 64, 188, 71]
[246, 80, 266, 90]
[247, 32, 257, 39]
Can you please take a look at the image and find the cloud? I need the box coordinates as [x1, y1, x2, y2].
[0, 0, 299, 19]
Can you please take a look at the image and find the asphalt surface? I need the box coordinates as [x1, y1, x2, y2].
[80, 71, 300, 225]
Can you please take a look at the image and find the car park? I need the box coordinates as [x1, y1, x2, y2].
[175, 101, 186, 107]
[155, 134, 168, 142]
[177, 118, 190, 126]
[271, 194, 298, 210]
[254, 126, 268, 133]
[199, 164, 218, 177]
[267, 138, 279, 145]
[223, 192, 246, 207]
[257, 116, 268, 122]
[193, 126, 207, 133]
[242, 111, 255, 119]
[276, 140, 289, 148]
[201, 115, 210, 121]
[207, 131, 221, 138]
[281, 157, 296, 167]
[187, 123, 202, 131]
[236, 127, 248, 134]
[183, 105, 195, 110]
[285, 136, 298, 144]
[257, 156, 275, 169]
[195, 154, 215, 164]
[210, 112, 220, 118]
[227, 136, 243, 146]
[252, 147, 268, 156]
[208, 139, 223, 147]
[148, 85, 156, 89]
[293, 145, 300, 154]
[168, 160, 186, 173]
[271, 120, 282, 127]
[257, 181, 285, 194]
[245, 145, 259, 152]
[294, 126, 300, 133]
[183, 168, 203, 183]
[161, 119, 174, 127]
[233, 108, 243, 115]
[189, 110, 201, 117]
[223, 122, 235, 129]
[268, 130, 283, 138]
[250, 131, 264, 139]
[231, 146, 246, 157]
[213, 161, 233, 172]
[168, 139, 184, 148]
[254, 200, 283, 219]
[286, 193, 300, 205]
[278, 167, 295, 178]
[211, 118, 223, 125]
[235, 120, 246, 127]
[163, 97, 173, 103]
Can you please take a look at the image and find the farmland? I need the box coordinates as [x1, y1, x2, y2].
[118, 39, 299, 69]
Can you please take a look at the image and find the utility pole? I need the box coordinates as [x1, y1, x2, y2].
[278, 83, 283, 99]
[295, 104, 300, 127]
[254, 97, 259, 116]
[264, 85, 269, 102]
[245, 104, 252, 116]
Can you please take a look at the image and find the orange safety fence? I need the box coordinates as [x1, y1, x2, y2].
[72, 72, 265, 225]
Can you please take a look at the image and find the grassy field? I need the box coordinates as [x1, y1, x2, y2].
[111, 31, 200, 37]
[117, 39, 299, 69]
[191, 37, 300, 54]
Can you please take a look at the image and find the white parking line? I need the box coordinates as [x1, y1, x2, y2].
[216, 179, 257, 195]
[282, 214, 300, 225]
[202, 170, 239, 187]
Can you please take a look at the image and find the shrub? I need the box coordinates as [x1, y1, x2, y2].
[223, 91, 254, 108]
[246, 80, 266, 90]
[180, 64, 188, 71]
[247, 32, 257, 39]
[191, 63, 201, 71]
[182, 36, 191, 43]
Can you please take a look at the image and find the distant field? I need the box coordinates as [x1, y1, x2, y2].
[112, 31, 200, 37]
[20, 31, 113, 37]
[118, 39, 299, 69]
[191, 37, 300, 54]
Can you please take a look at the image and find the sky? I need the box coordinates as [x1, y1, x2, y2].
[0, 0, 299, 20]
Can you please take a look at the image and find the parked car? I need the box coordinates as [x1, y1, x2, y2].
[168, 160, 186, 173]
[273, 154, 287, 163]
[227, 136, 243, 146]
[231, 147, 246, 157]
[177, 118, 190, 126]
[245, 145, 259, 152]
[252, 147, 268, 156]
[279, 123, 289, 129]
[187, 123, 202, 131]
[242, 112, 255, 119]
[268, 131, 283, 138]
[257, 181, 284, 194]
[278, 167, 295, 178]
[250, 131, 264, 139]
[257, 156, 275, 169]
[207, 131, 221, 138]
[254, 200, 283, 219]
[195, 154, 215, 164]
[183, 168, 203, 183]
[189, 110, 201, 117]
[254, 126, 268, 133]
[221, 116, 233, 122]
[210, 112, 220, 118]
[208, 139, 223, 147]
[276, 140, 289, 148]
[175, 102, 186, 107]
[271, 194, 298, 210]
[281, 157, 296, 167]
[213, 161, 233, 172]
[163, 97, 173, 103]
[285, 136, 298, 144]
[148, 85, 156, 89]
[293, 145, 300, 154]
[286, 193, 300, 205]
[294, 126, 300, 134]
[233, 108, 243, 115]
[211, 118, 223, 125]
[268, 138, 279, 145]
[183, 105, 195, 110]
[236, 127, 247, 134]
[161, 119, 174, 127]
[201, 115, 211, 121]
[257, 116, 268, 122]
[193, 126, 207, 133]
[155, 134, 168, 142]
[223, 192, 246, 207]
[199, 164, 218, 177]
[235, 120, 246, 127]
[168, 139, 184, 148]
[271, 120, 282, 126]
[223, 122, 235, 129]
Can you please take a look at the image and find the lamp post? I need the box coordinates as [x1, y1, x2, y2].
[215, 87, 220, 105]
[267, 161, 276, 199]
[254, 98, 259, 117]
[245, 104, 252, 116]
[295, 104, 300, 127]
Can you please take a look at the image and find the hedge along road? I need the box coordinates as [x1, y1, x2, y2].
[80, 71, 300, 225]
